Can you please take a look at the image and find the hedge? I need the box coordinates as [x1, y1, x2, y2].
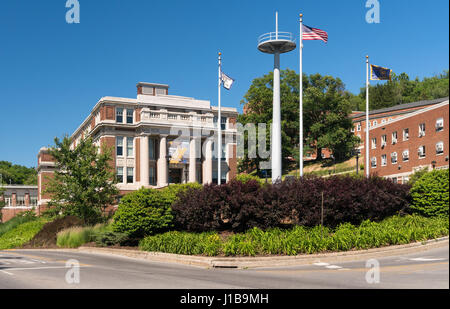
[112, 183, 201, 238]
[139, 215, 448, 256]
[172, 176, 411, 233]
[410, 169, 449, 217]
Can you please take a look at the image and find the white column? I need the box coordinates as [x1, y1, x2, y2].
[140, 135, 149, 187]
[202, 138, 213, 184]
[365, 55, 370, 178]
[272, 51, 282, 183]
[299, 13, 304, 178]
[157, 135, 168, 187]
[189, 137, 197, 183]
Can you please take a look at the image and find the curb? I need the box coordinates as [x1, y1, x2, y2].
[75, 236, 449, 269]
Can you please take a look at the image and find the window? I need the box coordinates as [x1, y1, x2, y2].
[381, 154, 387, 166]
[373, 120, 377, 126]
[419, 123, 425, 137]
[116, 167, 123, 183]
[116, 137, 123, 156]
[4, 197, 11, 207]
[403, 128, 409, 141]
[436, 118, 444, 132]
[381, 135, 387, 148]
[381, 119, 386, 124]
[221, 117, 227, 130]
[127, 137, 134, 157]
[392, 177, 398, 184]
[418, 146, 426, 158]
[127, 167, 134, 183]
[371, 138, 377, 149]
[17, 196, 25, 206]
[392, 131, 398, 144]
[30, 197, 38, 206]
[149, 167, 156, 185]
[402, 150, 409, 162]
[126, 109, 133, 124]
[357, 123, 361, 132]
[391, 152, 398, 164]
[371, 157, 377, 168]
[116, 108, 123, 123]
[436, 142, 444, 155]
[149, 138, 156, 160]
[351, 127, 355, 133]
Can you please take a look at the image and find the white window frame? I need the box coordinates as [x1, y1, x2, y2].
[436, 142, 444, 155]
[357, 123, 361, 132]
[126, 137, 134, 157]
[116, 167, 124, 184]
[116, 137, 124, 157]
[371, 138, 377, 149]
[403, 128, 409, 141]
[436, 118, 444, 132]
[381, 135, 387, 148]
[126, 109, 134, 124]
[391, 152, 398, 164]
[419, 123, 426, 137]
[126, 167, 134, 184]
[418, 146, 426, 159]
[116, 107, 124, 123]
[402, 150, 409, 162]
[392, 131, 398, 145]
[381, 154, 387, 166]
[371, 157, 377, 168]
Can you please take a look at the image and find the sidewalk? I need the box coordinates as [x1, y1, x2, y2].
[71, 236, 449, 269]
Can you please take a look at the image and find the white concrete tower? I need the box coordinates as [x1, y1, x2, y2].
[257, 12, 296, 183]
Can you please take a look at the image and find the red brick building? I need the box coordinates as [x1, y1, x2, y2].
[37, 82, 239, 210]
[351, 97, 449, 183]
[0, 185, 38, 222]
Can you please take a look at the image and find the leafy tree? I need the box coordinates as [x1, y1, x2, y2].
[239, 69, 359, 174]
[44, 136, 119, 224]
[0, 161, 37, 185]
[354, 70, 449, 111]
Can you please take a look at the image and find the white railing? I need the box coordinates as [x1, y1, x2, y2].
[258, 32, 295, 45]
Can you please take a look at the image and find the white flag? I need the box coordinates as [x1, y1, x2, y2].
[221, 72, 235, 90]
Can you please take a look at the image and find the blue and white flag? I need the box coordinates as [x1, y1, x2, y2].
[370, 65, 392, 81]
[221, 72, 235, 90]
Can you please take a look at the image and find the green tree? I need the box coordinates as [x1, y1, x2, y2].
[238, 70, 359, 174]
[0, 161, 37, 185]
[44, 136, 119, 224]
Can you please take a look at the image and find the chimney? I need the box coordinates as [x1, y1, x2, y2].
[137, 82, 169, 96]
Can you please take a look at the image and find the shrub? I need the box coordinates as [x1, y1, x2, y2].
[410, 169, 449, 217]
[234, 174, 262, 184]
[173, 180, 285, 233]
[112, 184, 201, 239]
[94, 231, 129, 247]
[0, 211, 37, 237]
[0, 218, 48, 249]
[173, 175, 411, 233]
[139, 215, 448, 256]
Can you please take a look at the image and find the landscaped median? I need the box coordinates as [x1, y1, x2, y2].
[138, 215, 449, 257]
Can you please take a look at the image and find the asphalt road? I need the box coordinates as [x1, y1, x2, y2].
[0, 245, 448, 289]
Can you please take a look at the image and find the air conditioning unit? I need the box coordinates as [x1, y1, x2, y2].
[436, 145, 444, 152]
[419, 131, 425, 137]
[392, 139, 397, 145]
[418, 147, 425, 156]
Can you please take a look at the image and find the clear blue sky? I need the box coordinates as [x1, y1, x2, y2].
[0, 0, 448, 168]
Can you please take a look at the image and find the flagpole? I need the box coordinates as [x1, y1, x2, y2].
[218, 52, 222, 185]
[365, 55, 370, 178]
[299, 13, 304, 178]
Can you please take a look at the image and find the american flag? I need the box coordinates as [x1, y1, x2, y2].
[302, 24, 328, 43]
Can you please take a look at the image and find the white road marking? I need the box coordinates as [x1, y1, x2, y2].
[325, 265, 342, 269]
[409, 257, 446, 262]
[0, 270, 14, 276]
[313, 262, 330, 266]
[3, 266, 88, 272]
